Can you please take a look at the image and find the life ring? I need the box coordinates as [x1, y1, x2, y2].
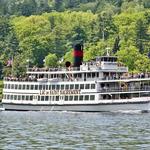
[96, 62, 101, 66]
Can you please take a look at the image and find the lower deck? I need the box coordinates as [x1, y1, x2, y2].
[2, 78, 150, 111]
[2, 97, 150, 111]
[2, 91, 150, 104]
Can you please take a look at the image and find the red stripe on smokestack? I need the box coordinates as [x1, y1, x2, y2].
[74, 50, 83, 57]
[73, 43, 83, 67]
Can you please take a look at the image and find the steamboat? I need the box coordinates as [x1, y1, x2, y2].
[2, 43, 150, 111]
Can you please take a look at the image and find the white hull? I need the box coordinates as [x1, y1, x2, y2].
[2, 101, 150, 112]
[2, 54, 150, 112]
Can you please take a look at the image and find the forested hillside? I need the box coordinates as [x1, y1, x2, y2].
[0, 0, 149, 77]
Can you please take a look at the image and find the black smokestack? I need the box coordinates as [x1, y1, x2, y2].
[73, 43, 83, 67]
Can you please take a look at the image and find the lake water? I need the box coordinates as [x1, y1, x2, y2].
[0, 111, 150, 149]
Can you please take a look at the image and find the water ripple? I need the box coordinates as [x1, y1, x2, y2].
[0, 111, 150, 149]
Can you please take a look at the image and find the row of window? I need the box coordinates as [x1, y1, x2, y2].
[4, 83, 95, 90]
[32, 72, 99, 79]
[38, 95, 95, 101]
[3, 95, 33, 101]
[3, 94, 95, 101]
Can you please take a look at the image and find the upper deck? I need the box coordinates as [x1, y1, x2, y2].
[3, 55, 150, 83]
[27, 56, 128, 74]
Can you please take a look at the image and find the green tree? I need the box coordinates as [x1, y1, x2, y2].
[84, 40, 113, 61]
[44, 53, 58, 67]
[135, 55, 150, 72]
[20, 0, 37, 16]
[117, 46, 141, 71]
[54, 0, 64, 11]
[12, 54, 27, 77]
[0, 16, 10, 39]
[135, 18, 148, 53]
[96, 11, 117, 41]
[0, 16, 19, 76]
[71, 26, 87, 42]
[0, 61, 3, 78]
[64, 50, 73, 64]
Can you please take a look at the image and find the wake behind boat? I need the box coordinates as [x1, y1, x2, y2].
[2, 43, 150, 111]
[0, 103, 5, 111]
